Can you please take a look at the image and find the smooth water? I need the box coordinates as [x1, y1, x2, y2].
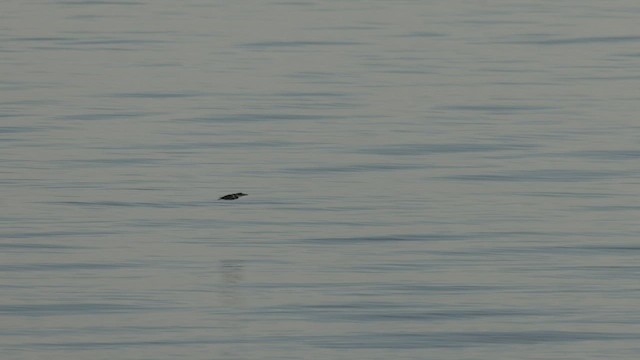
[2, 1, 640, 359]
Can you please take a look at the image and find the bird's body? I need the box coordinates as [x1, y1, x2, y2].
[219, 192, 248, 200]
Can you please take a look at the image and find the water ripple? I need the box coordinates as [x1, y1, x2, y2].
[310, 330, 638, 349]
[444, 169, 624, 182]
[0, 303, 162, 316]
[359, 143, 535, 156]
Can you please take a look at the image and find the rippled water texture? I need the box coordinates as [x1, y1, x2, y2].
[2, 1, 640, 359]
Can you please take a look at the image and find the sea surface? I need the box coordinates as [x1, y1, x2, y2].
[2, 1, 640, 359]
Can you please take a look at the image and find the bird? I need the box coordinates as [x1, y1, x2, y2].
[219, 193, 247, 200]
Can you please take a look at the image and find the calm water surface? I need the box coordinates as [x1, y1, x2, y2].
[2, 1, 640, 359]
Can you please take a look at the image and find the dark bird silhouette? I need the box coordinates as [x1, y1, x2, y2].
[219, 193, 247, 200]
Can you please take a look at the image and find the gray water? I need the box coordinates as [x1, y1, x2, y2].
[2, 1, 640, 359]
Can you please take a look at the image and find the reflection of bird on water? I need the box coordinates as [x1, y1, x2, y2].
[220, 259, 244, 284]
[217, 259, 245, 360]
[218, 260, 245, 307]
